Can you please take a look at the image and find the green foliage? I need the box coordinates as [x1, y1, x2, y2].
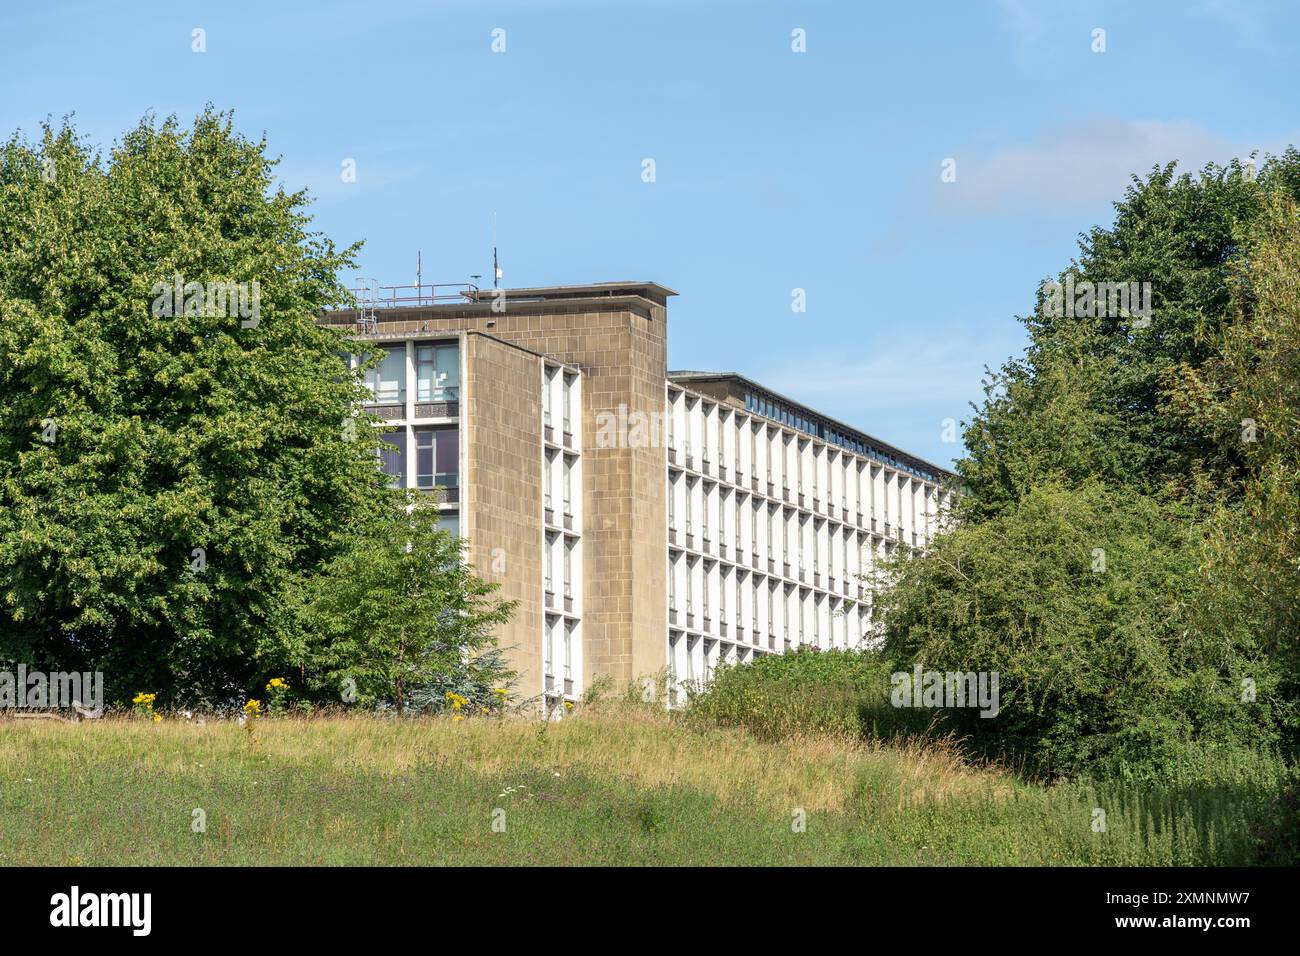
[877, 481, 1283, 780]
[890, 149, 1300, 786]
[0, 110, 381, 703]
[1166, 194, 1300, 687]
[686, 648, 937, 742]
[298, 491, 517, 714]
[1252, 776, 1300, 865]
[959, 151, 1300, 519]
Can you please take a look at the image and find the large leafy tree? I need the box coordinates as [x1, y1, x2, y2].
[0, 110, 382, 703]
[959, 150, 1300, 519]
[880, 149, 1300, 780]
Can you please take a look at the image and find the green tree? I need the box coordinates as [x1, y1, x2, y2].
[1167, 194, 1300, 691]
[0, 110, 382, 703]
[959, 151, 1300, 519]
[299, 492, 517, 714]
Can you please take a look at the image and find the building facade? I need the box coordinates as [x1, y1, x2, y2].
[324, 281, 954, 714]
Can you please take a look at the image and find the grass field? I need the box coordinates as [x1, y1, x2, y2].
[0, 704, 1279, 865]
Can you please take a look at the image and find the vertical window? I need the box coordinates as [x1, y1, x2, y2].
[415, 426, 458, 489]
[544, 619, 553, 677]
[440, 513, 460, 538]
[366, 346, 406, 404]
[378, 429, 405, 488]
[563, 622, 574, 682]
[563, 541, 572, 597]
[415, 343, 459, 402]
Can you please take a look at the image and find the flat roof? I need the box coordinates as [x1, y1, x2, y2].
[668, 370, 956, 481]
[496, 281, 678, 299]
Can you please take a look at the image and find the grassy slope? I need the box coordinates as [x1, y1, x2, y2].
[0, 706, 1262, 865]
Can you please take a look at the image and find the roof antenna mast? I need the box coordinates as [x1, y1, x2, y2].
[492, 211, 501, 290]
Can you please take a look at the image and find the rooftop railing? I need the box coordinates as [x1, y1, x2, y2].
[350, 281, 482, 309]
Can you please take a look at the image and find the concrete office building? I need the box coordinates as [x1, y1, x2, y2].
[324, 281, 954, 714]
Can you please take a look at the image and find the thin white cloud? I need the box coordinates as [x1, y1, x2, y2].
[274, 153, 416, 203]
[995, 0, 1050, 60]
[1199, 0, 1278, 46]
[939, 117, 1288, 215]
[759, 324, 1014, 411]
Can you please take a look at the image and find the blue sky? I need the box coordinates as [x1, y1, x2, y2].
[2, 0, 1297, 467]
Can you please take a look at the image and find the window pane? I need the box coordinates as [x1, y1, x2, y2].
[436, 345, 459, 400]
[435, 427, 458, 486]
[415, 426, 457, 488]
[415, 345, 435, 402]
[415, 343, 459, 402]
[440, 513, 460, 538]
[367, 346, 406, 404]
[378, 429, 405, 488]
[415, 428, 435, 488]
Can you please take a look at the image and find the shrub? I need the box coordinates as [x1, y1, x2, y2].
[876, 481, 1284, 780]
[686, 648, 939, 742]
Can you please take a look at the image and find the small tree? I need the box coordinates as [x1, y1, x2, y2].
[301, 491, 517, 714]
